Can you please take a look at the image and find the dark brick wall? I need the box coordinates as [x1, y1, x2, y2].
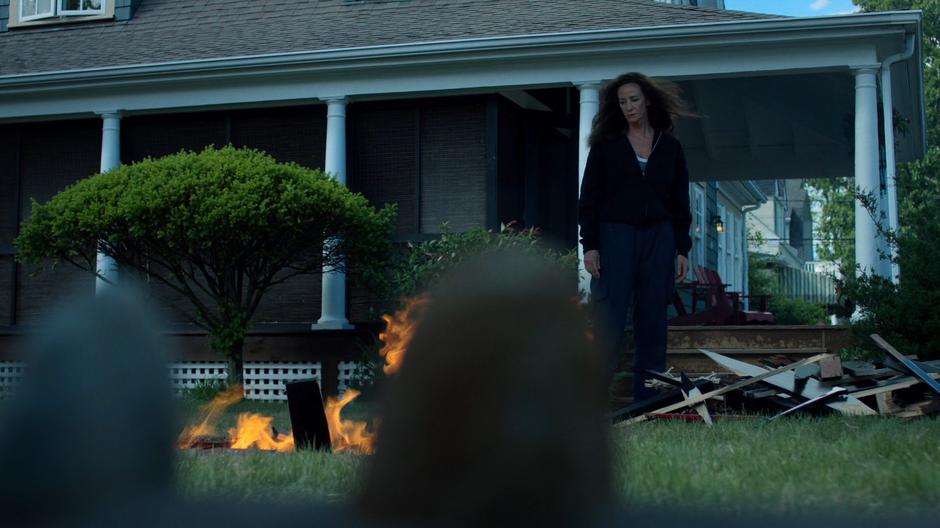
[348, 101, 419, 235]
[123, 111, 228, 163]
[0, 125, 17, 325]
[419, 98, 488, 233]
[230, 106, 327, 323]
[0, 126, 19, 245]
[14, 119, 100, 324]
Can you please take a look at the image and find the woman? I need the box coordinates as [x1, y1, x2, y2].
[578, 72, 693, 401]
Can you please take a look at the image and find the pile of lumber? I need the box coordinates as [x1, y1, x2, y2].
[612, 334, 940, 426]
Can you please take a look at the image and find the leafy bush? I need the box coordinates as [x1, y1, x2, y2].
[748, 251, 776, 296]
[390, 223, 579, 301]
[351, 224, 579, 391]
[842, 148, 940, 360]
[768, 296, 827, 326]
[16, 146, 396, 383]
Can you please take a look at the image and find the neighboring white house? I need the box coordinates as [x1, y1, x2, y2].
[747, 179, 839, 304]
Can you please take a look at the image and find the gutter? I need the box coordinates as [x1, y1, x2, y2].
[0, 11, 922, 89]
[880, 32, 915, 285]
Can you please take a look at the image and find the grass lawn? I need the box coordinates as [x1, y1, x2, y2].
[175, 399, 940, 513]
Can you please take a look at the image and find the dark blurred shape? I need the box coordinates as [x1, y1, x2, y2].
[0, 287, 175, 526]
[286, 379, 332, 451]
[356, 251, 612, 526]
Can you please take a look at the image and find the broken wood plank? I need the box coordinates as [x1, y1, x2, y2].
[870, 334, 940, 397]
[743, 387, 778, 399]
[703, 350, 877, 416]
[616, 353, 829, 427]
[769, 387, 848, 421]
[843, 361, 893, 378]
[680, 373, 712, 425]
[609, 379, 715, 422]
[848, 372, 940, 398]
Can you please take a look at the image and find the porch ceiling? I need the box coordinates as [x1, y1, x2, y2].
[678, 65, 922, 183]
[677, 73, 856, 182]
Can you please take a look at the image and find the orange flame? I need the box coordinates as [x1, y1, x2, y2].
[177, 383, 380, 454]
[324, 388, 375, 454]
[379, 294, 429, 374]
[177, 384, 245, 448]
[228, 413, 295, 452]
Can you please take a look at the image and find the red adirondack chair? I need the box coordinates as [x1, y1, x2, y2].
[670, 265, 774, 325]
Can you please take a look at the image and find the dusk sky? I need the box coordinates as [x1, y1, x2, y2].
[723, 0, 862, 17]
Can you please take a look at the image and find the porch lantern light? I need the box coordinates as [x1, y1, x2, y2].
[712, 215, 725, 233]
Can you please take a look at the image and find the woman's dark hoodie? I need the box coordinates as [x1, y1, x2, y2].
[578, 131, 692, 257]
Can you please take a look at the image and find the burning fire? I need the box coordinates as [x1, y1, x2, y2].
[177, 384, 377, 454]
[228, 413, 294, 452]
[177, 296, 427, 454]
[177, 384, 244, 449]
[379, 294, 429, 374]
[325, 389, 375, 454]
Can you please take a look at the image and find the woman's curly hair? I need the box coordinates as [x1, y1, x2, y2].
[588, 72, 693, 147]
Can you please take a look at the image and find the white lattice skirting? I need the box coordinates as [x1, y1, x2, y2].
[242, 361, 322, 401]
[0, 361, 26, 399]
[1, 360, 347, 402]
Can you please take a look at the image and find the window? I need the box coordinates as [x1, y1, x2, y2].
[60, 0, 104, 16]
[15, 0, 106, 24]
[19, 0, 54, 21]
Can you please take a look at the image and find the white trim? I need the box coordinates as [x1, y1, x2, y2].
[690, 183, 705, 279]
[18, 0, 55, 21]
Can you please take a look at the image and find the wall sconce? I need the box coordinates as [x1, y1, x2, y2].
[712, 215, 725, 233]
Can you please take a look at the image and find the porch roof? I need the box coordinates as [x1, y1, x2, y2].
[0, 0, 778, 76]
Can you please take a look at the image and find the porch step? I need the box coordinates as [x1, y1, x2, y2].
[664, 348, 830, 356]
[625, 325, 852, 354]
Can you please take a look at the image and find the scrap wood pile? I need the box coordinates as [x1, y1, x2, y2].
[612, 334, 940, 426]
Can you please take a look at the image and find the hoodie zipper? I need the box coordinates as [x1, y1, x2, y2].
[643, 131, 662, 220]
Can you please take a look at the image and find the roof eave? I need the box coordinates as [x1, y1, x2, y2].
[0, 11, 923, 89]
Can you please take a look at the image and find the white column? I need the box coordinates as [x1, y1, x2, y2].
[577, 82, 600, 299]
[881, 65, 902, 284]
[95, 111, 121, 294]
[315, 98, 353, 329]
[852, 68, 882, 279]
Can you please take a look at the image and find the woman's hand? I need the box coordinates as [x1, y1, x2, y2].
[675, 254, 689, 282]
[584, 249, 601, 278]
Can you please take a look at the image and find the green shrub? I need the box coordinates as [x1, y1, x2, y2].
[352, 224, 579, 391]
[15, 146, 396, 383]
[769, 296, 827, 325]
[748, 252, 776, 296]
[390, 223, 579, 301]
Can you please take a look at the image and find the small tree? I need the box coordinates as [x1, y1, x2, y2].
[16, 146, 395, 383]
